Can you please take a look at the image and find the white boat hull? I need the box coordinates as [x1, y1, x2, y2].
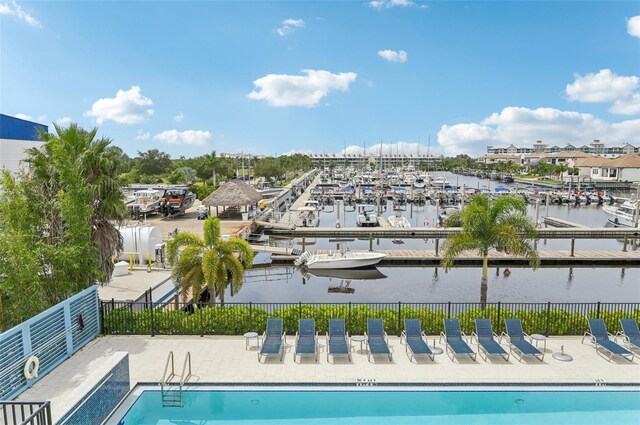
[304, 252, 387, 269]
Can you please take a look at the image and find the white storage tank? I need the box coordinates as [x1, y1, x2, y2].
[117, 225, 164, 263]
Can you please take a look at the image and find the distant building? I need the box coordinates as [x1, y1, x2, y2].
[574, 154, 640, 182]
[0, 114, 48, 172]
[306, 152, 441, 169]
[487, 140, 639, 158]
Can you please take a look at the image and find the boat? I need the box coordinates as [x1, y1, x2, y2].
[413, 177, 427, 190]
[356, 204, 378, 227]
[387, 211, 411, 228]
[128, 189, 162, 217]
[294, 247, 387, 269]
[303, 267, 387, 294]
[158, 188, 196, 217]
[294, 206, 320, 227]
[432, 176, 449, 187]
[602, 200, 639, 227]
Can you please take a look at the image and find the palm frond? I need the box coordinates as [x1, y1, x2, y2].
[202, 249, 221, 292]
[441, 233, 480, 271]
[166, 232, 204, 265]
[203, 217, 222, 247]
[220, 238, 254, 268]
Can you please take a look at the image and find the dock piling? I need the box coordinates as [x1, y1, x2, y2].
[570, 239, 576, 257]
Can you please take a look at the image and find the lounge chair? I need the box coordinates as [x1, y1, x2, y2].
[365, 318, 392, 362]
[472, 319, 509, 362]
[294, 318, 318, 362]
[617, 319, 640, 351]
[439, 319, 476, 362]
[258, 318, 285, 362]
[402, 319, 434, 362]
[582, 318, 634, 362]
[501, 319, 543, 362]
[326, 319, 351, 362]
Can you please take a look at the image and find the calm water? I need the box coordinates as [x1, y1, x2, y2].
[119, 389, 640, 425]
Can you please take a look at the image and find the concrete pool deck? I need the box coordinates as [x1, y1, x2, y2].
[16, 335, 640, 421]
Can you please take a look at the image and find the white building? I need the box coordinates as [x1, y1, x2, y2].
[574, 155, 640, 182]
[0, 114, 48, 173]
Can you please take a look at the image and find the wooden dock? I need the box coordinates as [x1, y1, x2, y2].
[271, 249, 640, 267]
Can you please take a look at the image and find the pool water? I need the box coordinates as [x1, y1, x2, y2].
[117, 388, 640, 424]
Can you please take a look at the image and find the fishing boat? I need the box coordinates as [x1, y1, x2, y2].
[294, 206, 320, 227]
[294, 247, 387, 269]
[128, 189, 162, 217]
[388, 211, 411, 227]
[602, 200, 640, 227]
[356, 204, 378, 227]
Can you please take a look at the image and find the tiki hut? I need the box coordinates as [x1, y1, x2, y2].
[201, 179, 262, 218]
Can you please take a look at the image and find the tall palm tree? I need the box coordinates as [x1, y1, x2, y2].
[167, 218, 254, 304]
[24, 123, 126, 282]
[441, 195, 540, 306]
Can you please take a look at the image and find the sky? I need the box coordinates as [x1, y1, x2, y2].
[1, 0, 639, 158]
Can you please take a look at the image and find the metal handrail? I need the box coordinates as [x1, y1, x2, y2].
[179, 352, 192, 389]
[159, 351, 175, 387]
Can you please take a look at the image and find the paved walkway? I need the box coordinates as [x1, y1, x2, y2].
[17, 335, 640, 421]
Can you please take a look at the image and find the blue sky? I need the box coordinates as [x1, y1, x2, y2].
[2, 0, 639, 158]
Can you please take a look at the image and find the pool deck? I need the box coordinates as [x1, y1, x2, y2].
[16, 335, 640, 421]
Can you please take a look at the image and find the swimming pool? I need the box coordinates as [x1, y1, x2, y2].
[109, 386, 640, 424]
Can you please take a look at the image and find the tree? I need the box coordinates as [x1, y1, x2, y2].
[136, 149, 173, 175]
[166, 218, 253, 305]
[169, 167, 197, 184]
[556, 163, 569, 182]
[254, 157, 284, 181]
[25, 123, 127, 282]
[441, 195, 540, 306]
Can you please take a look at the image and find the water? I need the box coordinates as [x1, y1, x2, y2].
[118, 389, 640, 424]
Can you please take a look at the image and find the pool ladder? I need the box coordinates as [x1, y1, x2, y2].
[160, 351, 193, 407]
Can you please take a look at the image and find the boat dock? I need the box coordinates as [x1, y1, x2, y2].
[542, 217, 586, 228]
[271, 249, 640, 267]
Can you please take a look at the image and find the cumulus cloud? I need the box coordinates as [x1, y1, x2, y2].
[566, 69, 638, 103]
[627, 15, 640, 38]
[610, 93, 640, 116]
[0, 1, 41, 27]
[369, 0, 415, 9]
[15, 113, 33, 121]
[135, 130, 150, 140]
[377, 49, 408, 63]
[276, 18, 304, 36]
[173, 112, 184, 122]
[153, 130, 212, 146]
[56, 117, 72, 125]
[247, 69, 357, 107]
[85, 86, 154, 125]
[437, 106, 640, 156]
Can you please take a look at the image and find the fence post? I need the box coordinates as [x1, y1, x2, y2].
[447, 301, 451, 319]
[199, 303, 204, 337]
[596, 301, 601, 319]
[99, 301, 105, 335]
[545, 302, 551, 337]
[348, 302, 352, 335]
[299, 302, 302, 321]
[249, 302, 253, 331]
[397, 302, 402, 336]
[150, 290, 155, 337]
[497, 302, 501, 332]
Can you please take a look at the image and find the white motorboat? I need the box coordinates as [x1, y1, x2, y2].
[128, 189, 162, 216]
[294, 248, 387, 269]
[432, 176, 449, 187]
[295, 206, 320, 227]
[603, 201, 639, 227]
[388, 211, 411, 228]
[356, 204, 378, 227]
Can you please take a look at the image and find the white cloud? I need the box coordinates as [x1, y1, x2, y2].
[369, 0, 415, 9]
[15, 113, 33, 121]
[377, 49, 408, 63]
[153, 130, 212, 146]
[56, 117, 72, 125]
[0, 1, 41, 27]
[37, 115, 47, 122]
[627, 15, 640, 38]
[85, 86, 154, 125]
[437, 106, 640, 156]
[610, 93, 640, 115]
[173, 112, 184, 122]
[247, 69, 357, 108]
[276, 18, 305, 36]
[135, 130, 150, 140]
[566, 69, 638, 103]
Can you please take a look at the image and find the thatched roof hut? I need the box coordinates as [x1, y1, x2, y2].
[201, 179, 262, 208]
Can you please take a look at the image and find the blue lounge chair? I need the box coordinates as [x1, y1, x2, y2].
[501, 319, 543, 362]
[326, 319, 351, 362]
[294, 318, 318, 362]
[258, 318, 285, 362]
[617, 319, 640, 352]
[582, 318, 634, 362]
[439, 319, 476, 362]
[365, 318, 392, 362]
[472, 319, 509, 362]
[402, 319, 434, 362]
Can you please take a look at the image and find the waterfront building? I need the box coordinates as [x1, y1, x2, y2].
[487, 140, 639, 157]
[574, 154, 640, 182]
[307, 152, 442, 169]
[0, 114, 48, 173]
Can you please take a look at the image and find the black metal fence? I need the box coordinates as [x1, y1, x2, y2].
[1, 401, 52, 425]
[100, 300, 640, 337]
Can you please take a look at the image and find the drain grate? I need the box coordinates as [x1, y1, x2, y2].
[355, 378, 378, 387]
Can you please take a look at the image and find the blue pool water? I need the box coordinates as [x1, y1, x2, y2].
[118, 389, 640, 424]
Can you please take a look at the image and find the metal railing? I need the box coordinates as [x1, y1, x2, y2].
[100, 300, 640, 337]
[0, 401, 52, 425]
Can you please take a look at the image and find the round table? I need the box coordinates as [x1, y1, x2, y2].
[350, 335, 366, 354]
[529, 334, 547, 352]
[244, 332, 259, 350]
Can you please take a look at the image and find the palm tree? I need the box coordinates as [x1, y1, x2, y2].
[24, 123, 127, 282]
[556, 163, 569, 182]
[441, 195, 540, 306]
[167, 218, 254, 304]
